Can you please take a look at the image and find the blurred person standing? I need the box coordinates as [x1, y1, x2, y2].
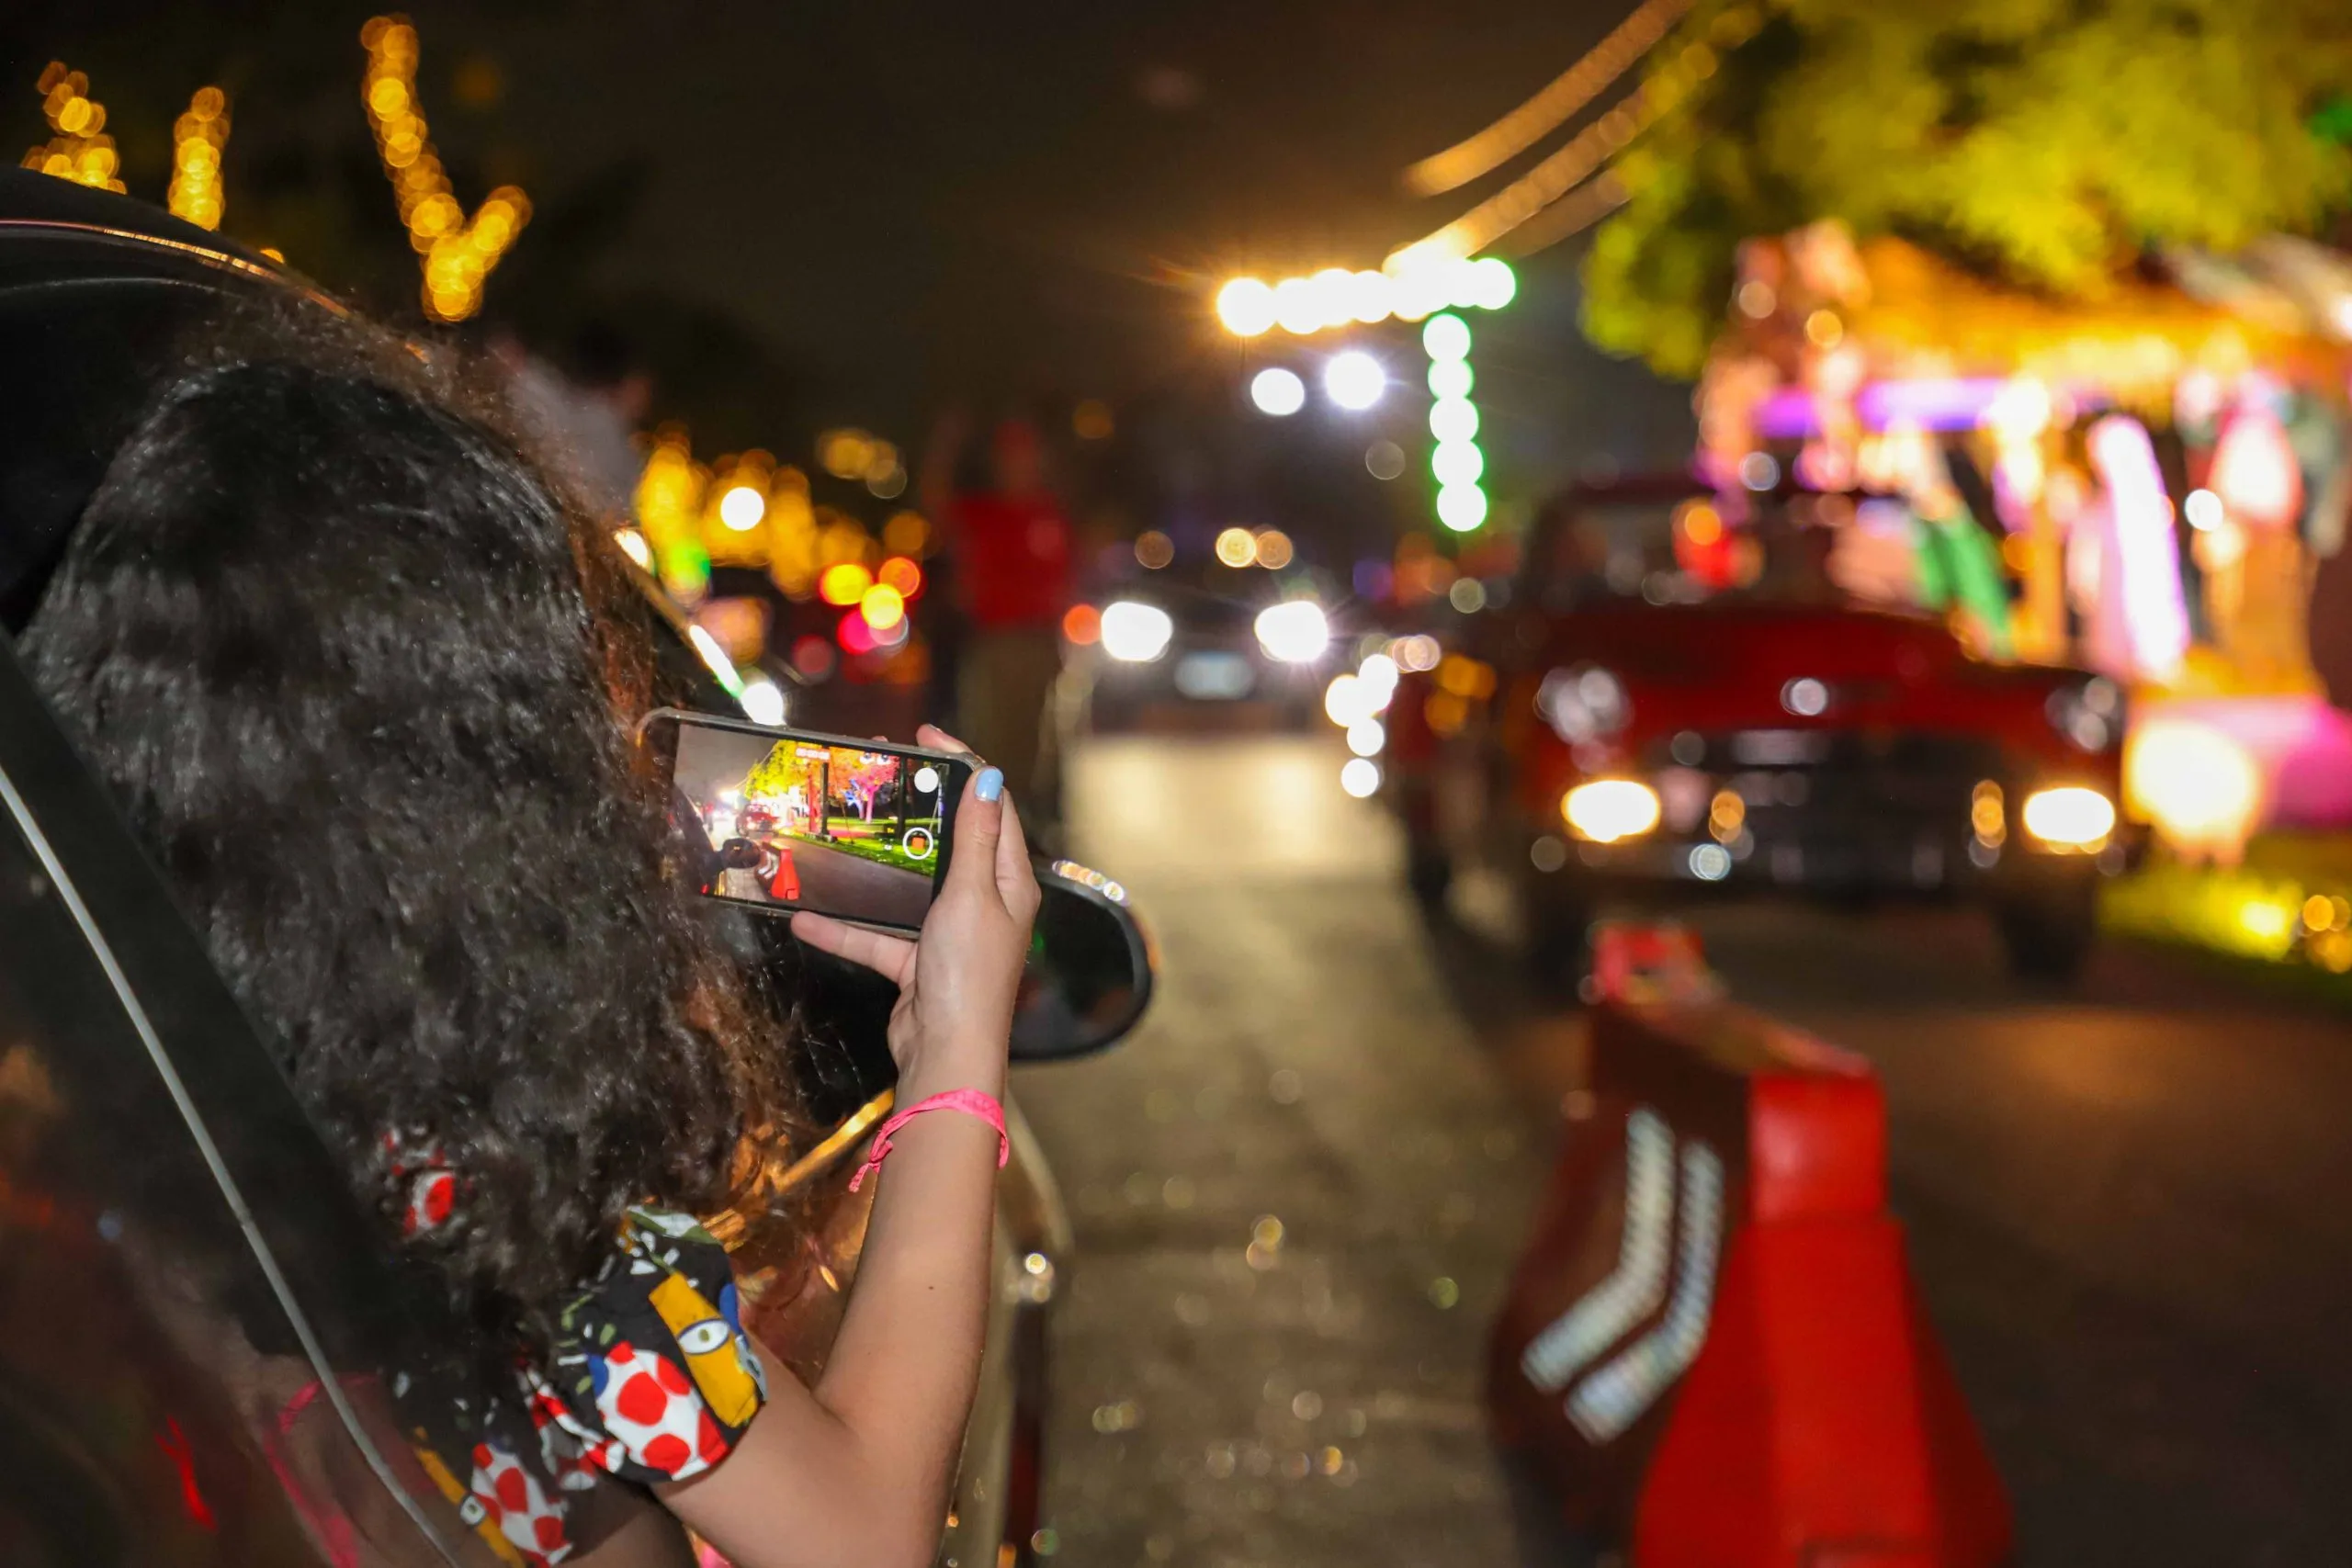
[923, 413, 1073, 838]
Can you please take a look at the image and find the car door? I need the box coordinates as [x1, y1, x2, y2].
[0, 626, 551, 1566]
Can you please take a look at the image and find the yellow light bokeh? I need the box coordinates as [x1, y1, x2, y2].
[1563, 779, 1662, 843]
[1216, 277, 1276, 337]
[1214, 526, 1258, 568]
[1252, 528, 1295, 570]
[362, 18, 529, 321]
[1272, 277, 1321, 336]
[2124, 718, 2264, 861]
[859, 583, 907, 631]
[820, 561, 874, 606]
[2019, 785, 2115, 850]
[24, 62, 126, 195]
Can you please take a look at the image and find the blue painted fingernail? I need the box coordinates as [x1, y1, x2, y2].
[975, 767, 1004, 802]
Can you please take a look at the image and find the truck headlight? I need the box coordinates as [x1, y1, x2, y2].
[1100, 601, 1174, 662]
[1253, 600, 1329, 663]
[1563, 779, 1661, 843]
[2020, 785, 2115, 850]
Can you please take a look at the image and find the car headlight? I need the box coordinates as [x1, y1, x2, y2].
[1254, 600, 1329, 663]
[1563, 779, 1661, 843]
[2044, 676, 2124, 752]
[1536, 664, 1629, 743]
[1100, 601, 1175, 662]
[2020, 785, 2115, 849]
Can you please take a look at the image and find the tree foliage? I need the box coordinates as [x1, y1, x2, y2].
[1583, 0, 2352, 378]
[741, 742, 814, 806]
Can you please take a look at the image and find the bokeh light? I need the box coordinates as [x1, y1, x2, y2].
[1272, 277, 1321, 335]
[1364, 441, 1407, 480]
[1427, 358, 1474, 400]
[362, 18, 529, 321]
[1250, 367, 1306, 416]
[1215, 526, 1259, 568]
[740, 676, 786, 727]
[1466, 256, 1518, 310]
[1422, 312, 1472, 362]
[1062, 604, 1102, 645]
[1306, 267, 1357, 331]
[820, 561, 873, 606]
[1216, 276, 1277, 336]
[1340, 758, 1382, 798]
[1134, 529, 1176, 570]
[1323, 351, 1386, 411]
[1253, 528, 1295, 570]
[1429, 398, 1479, 443]
[1253, 600, 1330, 663]
[859, 583, 907, 631]
[1436, 484, 1489, 532]
[1100, 601, 1175, 662]
[718, 484, 766, 531]
[1431, 440, 1486, 487]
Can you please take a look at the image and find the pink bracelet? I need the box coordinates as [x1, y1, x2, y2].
[847, 1089, 1010, 1192]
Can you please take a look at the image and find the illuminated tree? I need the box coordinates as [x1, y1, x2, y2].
[1583, 0, 2352, 376]
[741, 743, 817, 809]
[827, 750, 901, 824]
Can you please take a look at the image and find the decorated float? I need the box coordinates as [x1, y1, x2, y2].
[1690, 220, 2352, 971]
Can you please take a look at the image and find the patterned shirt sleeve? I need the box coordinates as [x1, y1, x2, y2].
[536, 1207, 769, 1485]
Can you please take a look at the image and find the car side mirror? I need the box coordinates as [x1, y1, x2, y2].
[1010, 858, 1155, 1062]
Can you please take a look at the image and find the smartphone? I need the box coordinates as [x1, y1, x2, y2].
[639, 708, 973, 932]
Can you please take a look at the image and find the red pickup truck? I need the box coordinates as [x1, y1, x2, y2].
[1386, 475, 2139, 984]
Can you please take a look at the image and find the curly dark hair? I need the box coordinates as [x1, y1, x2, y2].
[19, 306, 799, 1373]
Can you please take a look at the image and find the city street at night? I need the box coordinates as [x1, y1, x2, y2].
[6, 4, 2352, 1564]
[1020, 734, 2352, 1566]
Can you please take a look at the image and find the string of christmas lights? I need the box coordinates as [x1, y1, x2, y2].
[168, 86, 230, 231]
[20, 62, 124, 193]
[361, 14, 530, 322]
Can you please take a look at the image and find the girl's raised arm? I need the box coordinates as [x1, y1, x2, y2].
[657, 733, 1035, 1568]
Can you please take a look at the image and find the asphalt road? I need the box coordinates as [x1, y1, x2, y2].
[721, 835, 933, 927]
[786, 835, 933, 928]
[1013, 734, 2350, 1567]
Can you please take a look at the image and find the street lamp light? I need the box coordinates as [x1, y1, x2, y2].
[1250, 367, 1306, 415]
[1323, 350, 1385, 411]
[1216, 276, 1277, 336]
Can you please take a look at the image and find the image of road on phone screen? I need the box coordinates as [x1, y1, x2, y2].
[672, 726, 948, 929]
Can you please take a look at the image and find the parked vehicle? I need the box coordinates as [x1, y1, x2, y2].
[1385, 473, 2142, 983]
[0, 168, 1151, 1567]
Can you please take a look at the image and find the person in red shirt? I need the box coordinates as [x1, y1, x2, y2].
[925, 415, 1073, 831]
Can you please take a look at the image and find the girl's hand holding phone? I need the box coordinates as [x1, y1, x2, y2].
[788, 725, 1038, 1098]
[665, 728, 1035, 1568]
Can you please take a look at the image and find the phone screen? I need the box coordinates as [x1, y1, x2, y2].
[649, 711, 967, 931]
